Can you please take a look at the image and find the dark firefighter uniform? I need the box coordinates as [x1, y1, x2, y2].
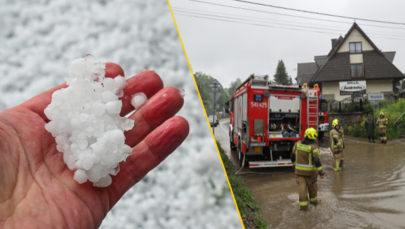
[290, 128, 325, 211]
[377, 112, 388, 144]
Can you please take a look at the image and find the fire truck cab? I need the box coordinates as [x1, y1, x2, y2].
[225, 74, 320, 168]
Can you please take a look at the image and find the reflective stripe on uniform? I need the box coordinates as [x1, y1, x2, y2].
[316, 166, 323, 171]
[296, 163, 316, 171]
[297, 144, 311, 152]
[300, 201, 309, 206]
[313, 149, 319, 154]
[296, 163, 315, 168]
[310, 196, 317, 202]
[333, 135, 339, 138]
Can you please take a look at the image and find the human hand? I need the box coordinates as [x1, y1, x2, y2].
[0, 63, 189, 228]
[320, 174, 324, 179]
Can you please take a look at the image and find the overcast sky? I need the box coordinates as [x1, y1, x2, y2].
[169, 0, 405, 88]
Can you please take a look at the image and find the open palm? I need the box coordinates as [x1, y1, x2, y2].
[0, 65, 189, 229]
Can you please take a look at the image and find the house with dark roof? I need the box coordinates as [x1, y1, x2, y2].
[296, 23, 404, 101]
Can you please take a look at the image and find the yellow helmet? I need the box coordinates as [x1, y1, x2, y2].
[305, 128, 318, 140]
[380, 111, 384, 116]
[332, 119, 339, 128]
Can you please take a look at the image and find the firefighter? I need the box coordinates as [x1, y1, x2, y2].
[290, 128, 325, 211]
[377, 111, 388, 144]
[364, 114, 376, 143]
[337, 120, 345, 161]
[330, 119, 344, 171]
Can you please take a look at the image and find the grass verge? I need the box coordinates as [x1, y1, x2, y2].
[216, 141, 268, 229]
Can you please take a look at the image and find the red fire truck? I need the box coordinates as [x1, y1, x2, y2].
[309, 86, 329, 139]
[225, 74, 320, 168]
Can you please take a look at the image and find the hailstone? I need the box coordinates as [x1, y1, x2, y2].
[44, 55, 134, 187]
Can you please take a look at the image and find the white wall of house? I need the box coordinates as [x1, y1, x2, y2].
[321, 82, 349, 101]
[321, 79, 393, 101]
[366, 79, 393, 93]
[338, 29, 374, 53]
[350, 54, 363, 63]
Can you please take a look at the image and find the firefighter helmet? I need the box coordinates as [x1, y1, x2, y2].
[380, 111, 384, 116]
[304, 128, 318, 140]
[332, 119, 339, 128]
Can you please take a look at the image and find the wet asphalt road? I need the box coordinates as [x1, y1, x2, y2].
[215, 119, 405, 229]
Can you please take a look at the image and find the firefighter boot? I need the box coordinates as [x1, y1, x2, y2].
[310, 199, 321, 206]
[300, 204, 308, 211]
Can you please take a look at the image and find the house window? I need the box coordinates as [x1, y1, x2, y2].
[349, 42, 362, 53]
[350, 64, 363, 77]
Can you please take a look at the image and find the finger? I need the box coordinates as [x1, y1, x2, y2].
[105, 62, 125, 78]
[20, 63, 126, 121]
[124, 86, 184, 147]
[120, 70, 164, 116]
[108, 116, 189, 203]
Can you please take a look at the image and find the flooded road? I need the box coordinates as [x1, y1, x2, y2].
[216, 119, 405, 229]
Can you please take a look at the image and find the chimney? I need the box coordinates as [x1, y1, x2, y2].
[331, 39, 338, 49]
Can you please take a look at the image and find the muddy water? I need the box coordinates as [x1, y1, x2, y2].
[216, 120, 405, 229]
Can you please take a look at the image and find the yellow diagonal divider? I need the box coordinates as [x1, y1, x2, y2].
[166, 1, 245, 228]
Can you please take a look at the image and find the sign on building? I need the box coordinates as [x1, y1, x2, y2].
[367, 93, 384, 101]
[339, 81, 366, 95]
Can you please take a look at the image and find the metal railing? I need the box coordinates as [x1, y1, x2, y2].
[394, 111, 405, 130]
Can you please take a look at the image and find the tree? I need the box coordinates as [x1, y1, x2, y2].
[228, 78, 242, 96]
[193, 71, 230, 114]
[273, 60, 289, 85]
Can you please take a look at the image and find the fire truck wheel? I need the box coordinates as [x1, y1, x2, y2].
[318, 132, 324, 139]
[230, 130, 236, 150]
[230, 141, 236, 151]
[237, 140, 248, 167]
[237, 143, 243, 167]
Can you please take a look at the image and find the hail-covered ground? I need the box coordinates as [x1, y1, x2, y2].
[0, 1, 242, 228]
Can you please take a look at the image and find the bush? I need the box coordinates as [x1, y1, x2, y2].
[345, 98, 405, 139]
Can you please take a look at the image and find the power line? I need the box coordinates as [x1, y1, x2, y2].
[173, 8, 405, 37]
[187, 0, 405, 29]
[215, 0, 405, 25]
[174, 12, 405, 41]
[173, 10, 405, 40]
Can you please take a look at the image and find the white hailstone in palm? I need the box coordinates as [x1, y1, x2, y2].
[131, 93, 148, 110]
[180, 89, 185, 97]
[44, 55, 134, 187]
[114, 76, 127, 97]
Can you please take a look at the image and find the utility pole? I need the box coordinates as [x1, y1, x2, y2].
[209, 79, 222, 135]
